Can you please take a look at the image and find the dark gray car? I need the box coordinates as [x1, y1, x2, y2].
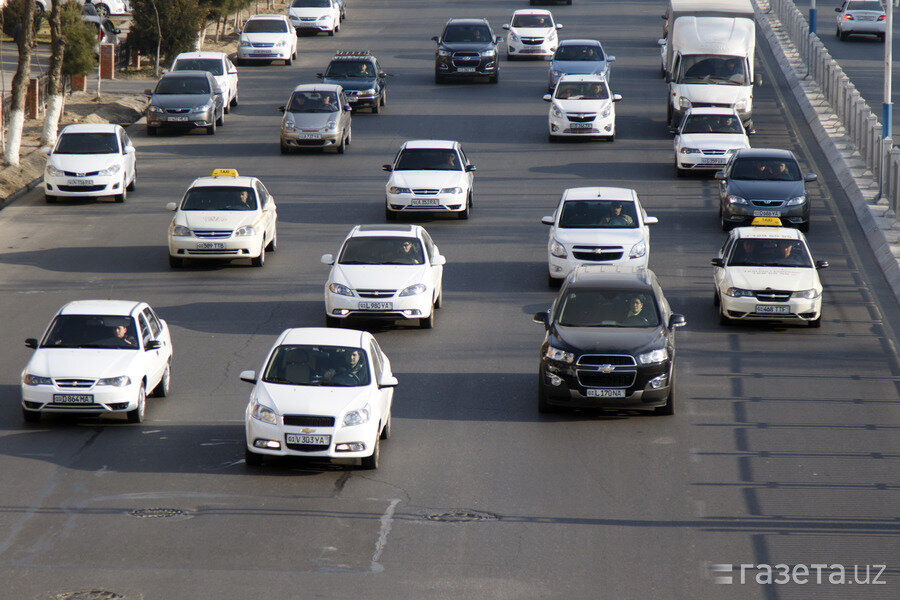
[433, 18, 501, 84]
[146, 71, 225, 136]
[716, 148, 817, 232]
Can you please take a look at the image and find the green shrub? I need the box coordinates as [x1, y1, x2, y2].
[129, 0, 204, 64]
[61, 1, 96, 76]
[1, 0, 43, 40]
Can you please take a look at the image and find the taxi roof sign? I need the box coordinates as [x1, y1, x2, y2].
[211, 168, 239, 178]
[750, 216, 782, 227]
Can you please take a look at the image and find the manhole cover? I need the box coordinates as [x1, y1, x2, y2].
[128, 508, 186, 519]
[55, 592, 124, 600]
[427, 509, 499, 523]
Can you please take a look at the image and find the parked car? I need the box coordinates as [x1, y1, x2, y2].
[43, 123, 136, 203]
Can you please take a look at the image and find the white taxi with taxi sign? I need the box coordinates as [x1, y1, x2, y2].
[166, 169, 278, 268]
[711, 221, 828, 327]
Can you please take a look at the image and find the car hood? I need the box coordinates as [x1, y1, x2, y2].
[26, 348, 140, 379]
[332, 264, 429, 291]
[725, 267, 819, 292]
[389, 170, 465, 189]
[257, 382, 369, 418]
[289, 7, 332, 17]
[553, 227, 644, 246]
[727, 179, 805, 200]
[676, 83, 748, 103]
[49, 154, 122, 172]
[554, 98, 612, 113]
[510, 27, 554, 37]
[177, 211, 257, 230]
[284, 111, 335, 129]
[551, 60, 607, 75]
[151, 94, 212, 109]
[552, 326, 667, 355]
[676, 133, 749, 149]
[439, 41, 495, 52]
[322, 77, 377, 91]
[241, 32, 289, 45]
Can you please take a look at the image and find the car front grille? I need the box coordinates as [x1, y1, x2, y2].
[285, 443, 331, 452]
[452, 52, 481, 67]
[750, 199, 785, 207]
[54, 378, 95, 388]
[577, 371, 636, 388]
[57, 185, 106, 192]
[701, 149, 727, 155]
[165, 108, 190, 114]
[572, 246, 624, 261]
[283, 415, 335, 427]
[412, 188, 439, 195]
[193, 229, 233, 239]
[567, 114, 596, 123]
[578, 354, 636, 366]
[753, 290, 792, 302]
[356, 289, 397, 298]
[63, 170, 100, 177]
[522, 38, 544, 45]
[252, 42, 275, 47]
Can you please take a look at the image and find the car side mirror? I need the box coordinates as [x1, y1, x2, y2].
[711, 257, 725, 267]
[378, 375, 399, 388]
[239, 370, 257, 384]
[321, 253, 334, 265]
[41, 146, 51, 155]
[747, 128, 756, 135]
[228, 69, 237, 74]
[657, 38, 666, 46]
[145, 340, 161, 350]
[754, 73, 763, 86]
[382, 164, 393, 172]
[25, 338, 38, 349]
[532, 311, 549, 326]
[644, 216, 658, 225]
[432, 255, 447, 266]
[667, 126, 678, 135]
[612, 94, 622, 102]
[495, 36, 502, 44]
[166, 202, 177, 211]
[556, 23, 563, 29]
[668, 314, 687, 329]
[214, 89, 223, 96]
[714, 171, 726, 180]
[431, 36, 439, 42]
[835, 7, 842, 11]
[144, 88, 153, 96]
[277, 106, 285, 113]
[465, 164, 476, 172]
[126, 145, 136, 154]
[342, 104, 350, 111]
[816, 260, 829, 270]
[161, 68, 169, 74]
[542, 94, 552, 102]
[316, 73, 324, 79]
[502, 24, 509, 30]
[541, 215, 554, 225]
[607, 55, 615, 62]
[804, 173, 818, 182]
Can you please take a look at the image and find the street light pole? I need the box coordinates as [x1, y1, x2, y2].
[879, 0, 894, 202]
[810, 0, 817, 35]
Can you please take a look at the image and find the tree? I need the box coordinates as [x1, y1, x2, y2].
[60, 1, 97, 77]
[128, 0, 204, 67]
[41, 0, 66, 147]
[3, 0, 35, 166]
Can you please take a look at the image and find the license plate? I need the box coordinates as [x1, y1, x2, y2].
[411, 198, 441, 206]
[169, 116, 189, 122]
[586, 388, 626, 398]
[700, 157, 726, 164]
[859, 15, 876, 20]
[753, 210, 781, 217]
[756, 305, 790, 314]
[457, 67, 476, 72]
[53, 394, 93, 404]
[751, 216, 782, 226]
[299, 133, 320, 139]
[197, 242, 225, 250]
[358, 302, 392, 310]
[569, 122, 593, 129]
[251, 52, 275, 56]
[67, 179, 93, 185]
[285, 433, 331, 445]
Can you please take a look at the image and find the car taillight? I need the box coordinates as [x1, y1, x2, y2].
[843, 14, 854, 19]
[878, 14, 886, 21]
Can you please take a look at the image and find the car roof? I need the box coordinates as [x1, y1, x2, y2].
[567, 265, 657, 289]
[732, 226, 805, 241]
[557, 74, 609, 83]
[279, 327, 366, 348]
[445, 18, 491, 26]
[558, 39, 603, 47]
[160, 70, 211, 79]
[562, 187, 636, 202]
[189, 175, 257, 188]
[60, 123, 120, 134]
[733, 148, 797, 160]
[684, 107, 741, 116]
[330, 50, 376, 61]
[350, 224, 419, 238]
[246, 14, 288, 20]
[59, 300, 143, 317]
[512, 9, 553, 16]
[401, 139, 458, 149]
[291, 83, 344, 93]
[173, 51, 227, 60]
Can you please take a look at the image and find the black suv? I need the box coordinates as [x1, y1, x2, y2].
[533, 266, 685, 415]
[317, 50, 389, 113]
[433, 18, 501, 84]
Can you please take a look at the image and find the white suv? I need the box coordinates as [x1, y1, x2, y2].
[322, 224, 446, 329]
[503, 9, 562, 60]
[542, 187, 658, 286]
[383, 140, 476, 220]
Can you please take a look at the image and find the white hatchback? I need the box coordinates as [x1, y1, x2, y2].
[236, 15, 298, 65]
[674, 107, 750, 177]
[503, 9, 562, 60]
[241, 327, 397, 469]
[542, 187, 658, 286]
[21, 300, 173, 424]
[43, 123, 136, 203]
[543, 74, 621, 141]
[383, 140, 476, 220]
[322, 224, 446, 329]
[170, 52, 239, 112]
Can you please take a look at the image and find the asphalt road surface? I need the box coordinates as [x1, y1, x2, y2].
[0, 1, 898, 598]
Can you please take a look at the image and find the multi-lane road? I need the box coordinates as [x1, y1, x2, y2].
[1, 1, 898, 598]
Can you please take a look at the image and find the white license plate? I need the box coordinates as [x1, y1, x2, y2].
[756, 305, 790, 314]
[285, 434, 331, 445]
[359, 301, 392, 310]
[169, 116, 189, 122]
[411, 198, 441, 206]
[457, 67, 477, 72]
[67, 179, 93, 185]
[53, 394, 94, 404]
[252, 52, 275, 56]
[197, 242, 225, 250]
[858, 15, 876, 20]
[700, 157, 726, 164]
[586, 389, 626, 398]
[569, 122, 593, 129]
[753, 210, 781, 217]
[299, 134, 320, 139]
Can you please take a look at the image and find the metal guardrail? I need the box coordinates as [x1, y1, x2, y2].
[764, 0, 898, 219]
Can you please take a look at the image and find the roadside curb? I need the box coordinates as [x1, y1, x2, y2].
[754, 0, 900, 305]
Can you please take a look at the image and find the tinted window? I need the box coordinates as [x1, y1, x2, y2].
[369, 341, 384, 380]
[286, 91, 340, 112]
[41, 315, 139, 349]
[244, 19, 289, 33]
[442, 24, 493, 43]
[55, 133, 118, 154]
[554, 82, 609, 100]
[554, 44, 604, 61]
[682, 114, 744, 134]
[847, 1, 884, 10]
[154, 76, 211, 95]
[172, 58, 224, 76]
[731, 158, 801, 181]
[339, 237, 425, 265]
[395, 148, 461, 170]
[512, 14, 552, 27]
[727, 238, 813, 268]
[180, 186, 257, 211]
[556, 290, 660, 328]
[263, 344, 370, 387]
[292, 0, 331, 6]
[558, 200, 638, 229]
[325, 60, 375, 78]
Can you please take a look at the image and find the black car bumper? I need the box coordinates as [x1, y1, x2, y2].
[721, 202, 809, 229]
[539, 361, 672, 410]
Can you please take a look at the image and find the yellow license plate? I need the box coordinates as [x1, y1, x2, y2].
[751, 217, 782, 226]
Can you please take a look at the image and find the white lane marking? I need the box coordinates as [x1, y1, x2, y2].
[370, 498, 401, 573]
[142, 430, 161, 434]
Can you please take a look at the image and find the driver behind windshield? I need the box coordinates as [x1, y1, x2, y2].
[287, 91, 339, 112]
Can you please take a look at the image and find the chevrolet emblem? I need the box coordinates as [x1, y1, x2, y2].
[299, 428, 315, 434]
[598, 364, 614, 373]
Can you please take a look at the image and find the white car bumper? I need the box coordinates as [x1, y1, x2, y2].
[548, 251, 648, 281]
[549, 112, 615, 138]
[675, 152, 732, 171]
[44, 173, 124, 198]
[22, 381, 141, 414]
[385, 190, 468, 213]
[325, 288, 434, 321]
[507, 37, 556, 58]
[245, 410, 379, 460]
[840, 19, 885, 34]
[720, 294, 822, 323]
[290, 17, 336, 32]
[168, 234, 264, 261]
[237, 46, 292, 60]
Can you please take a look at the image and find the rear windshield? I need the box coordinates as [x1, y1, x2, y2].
[263, 344, 370, 387]
[395, 148, 461, 170]
[42, 315, 139, 349]
[338, 237, 425, 265]
[180, 186, 257, 211]
[172, 58, 223, 76]
[442, 24, 493, 43]
[512, 14, 552, 28]
[154, 76, 210, 95]
[55, 133, 118, 154]
[731, 158, 801, 181]
[554, 81, 609, 100]
[556, 290, 660, 328]
[847, 1, 884, 11]
[681, 114, 744, 134]
[554, 44, 604, 61]
[244, 19, 289, 33]
[558, 200, 638, 229]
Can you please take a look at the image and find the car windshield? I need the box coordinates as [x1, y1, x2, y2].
[554, 44, 603, 61]
[180, 186, 257, 211]
[512, 14, 552, 27]
[55, 133, 118, 154]
[244, 19, 288, 33]
[395, 148, 461, 170]
[558, 200, 639, 229]
[263, 344, 370, 387]
[41, 315, 140, 349]
[172, 58, 223, 76]
[325, 60, 375, 78]
[338, 236, 425, 265]
[292, 0, 331, 6]
[154, 76, 210, 95]
[557, 290, 660, 328]
[678, 54, 748, 85]
[554, 81, 609, 100]
[442, 25, 493, 43]
[681, 114, 744, 134]
[286, 91, 340, 112]
[847, 1, 883, 11]
[727, 238, 813, 268]
[731, 158, 801, 181]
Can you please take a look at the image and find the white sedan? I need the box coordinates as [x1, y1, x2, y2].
[503, 9, 562, 60]
[322, 224, 445, 329]
[544, 74, 621, 142]
[712, 226, 828, 327]
[242, 327, 397, 469]
[236, 15, 298, 65]
[674, 107, 750, 177]
[288, 0, 341, 35]
[43, 123, 136, 204]
[170, 51, 239, 112]
[21, 300, 173, 424]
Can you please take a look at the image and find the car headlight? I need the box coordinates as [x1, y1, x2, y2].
[437, 48, 451, 57]
[510, 32, 520, 41]
[439, 186, 462, 194]
[239, 40, 252, 48]
[544, 346, 574, 363]
[724, 287, 754, 297]
[791, 288, 820, 299]
[149, 105, 164, 113]
[600, 106, 611, 118]
[550, 238, 567, 258]
[481, 49, 496, 57]
[96, 375, 131, 387]
[23, 373, 52, 386]
[322, 120, 337, 131]
[234, 225, 256, 237]
[388, 186, 411, 194]
[317, 14, 331, 21]
[283, 119, 296, 132]
[726, 195, 748, 205]
[551, 106, 563, 118]
[191, 103, 212, 113]
[786, 195, 806, 206]
[96, 164, 121, 176]
[250, 400, 278, 425]
[734, 99, 748, 112]
[399, 283, 426, 297]
[629, 241, 647, 258]
[171, 224, 192, 237]
[678, 96, 692, 109]
[275, 39, 286, 47]
[46, 165, 64, 177]
[363, 88, 377, 95]
[343, 404, 370, 427]
[551, 70, 562, 78]
[638, 348, 668, 365]
[679, 147, 701, 154]
[328, 282, 354, 297]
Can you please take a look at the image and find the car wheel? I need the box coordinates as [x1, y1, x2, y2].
[666, 103, 674, 128]
[244, 446, 263, 467]
[457, 196, 470, 220]
[385, 204, 397, 221]
[419, 311, 434, 329]
[127, 385, 146, 424]
[360, 437, 379, 469]
[206, 120, 216, 135]
[654, 385, 675, 415]
[809, 313, 822, 328]
[836, 26, 841, 38]
[251, 244, 265, 267]
[224, 103, 229, 115]
[434, 288, 442, 309]
[96, 3, 110, 18]
[878, 33, 886, 41]
[719, 211, 732, 232]
[325, 315, 341, 328]
[434, 70, 445, 84]
[548, 273, 561, 288]
[380, 411, 391, 440]
[713, 290, 720, 306]
[372, 99, 380, 114]
[675, 163, 685, 178]
[22, 407, 41, 423]
[280, 141, 290, 154]
[380, 89, 386, 106]
[548, 133, 558, 143]
[798, 221, 810, 233]
[336, 133, 346, 154]
[719, 307, 732, 326]
[346, 127, 351, 146]
[231, 93, 238, 108]
[266, 229, 277, 252]
[153, 362, 171, 397]
[489, 71, 499, 84]
[604, 133, 615, 142]
[168, 255, 183, 269]
[147, 125, 157, 136]
[328, 27, 335, 36]
[285, 55, 292, 66]
[216, 109, 224, 126]
[126, 168, 136, 191]
[45, 194, 57, 204]
[840, 29, 848, 41]
[538, 379, 557, 414]
[115, 180, 127, 203]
